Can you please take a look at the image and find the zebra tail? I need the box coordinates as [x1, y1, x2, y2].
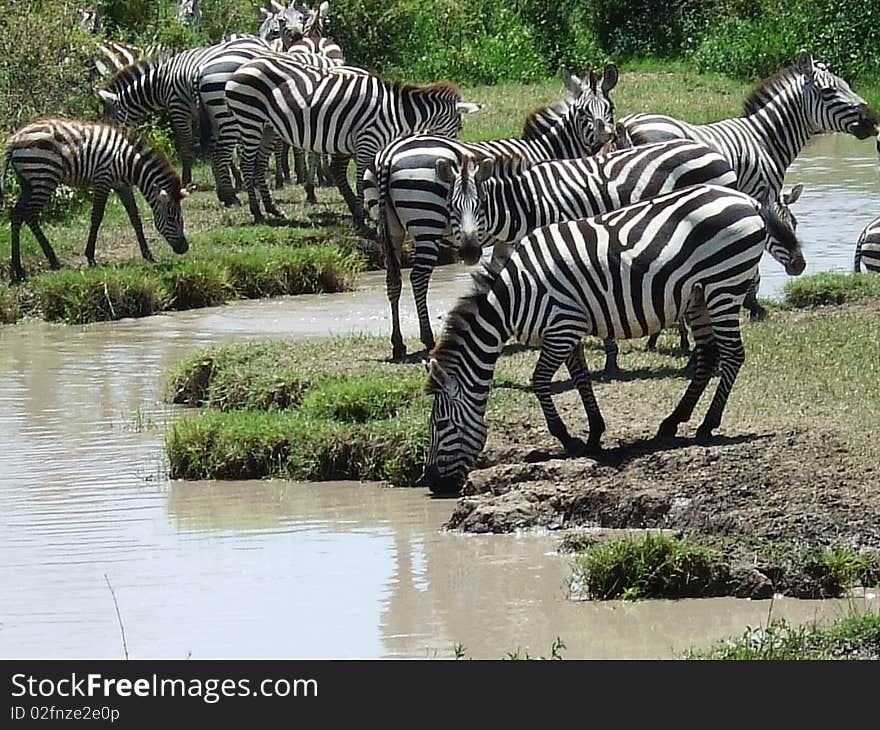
[854, 230, 865, 273]
[0, 147, 9, 206]
[196, 86, 215, 153]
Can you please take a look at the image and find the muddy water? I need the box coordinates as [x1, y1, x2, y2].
[1, 133, 879, 659]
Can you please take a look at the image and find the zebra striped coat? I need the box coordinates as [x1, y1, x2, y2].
[364, 66, 618, 359]
[2, 118, 189, 281]
[622, 51, 876, 199]
[225, 59, 479, 229]
[98, 36, 270, 188]
[855, 217, 880, 272]
[436, 140, 739, 373]
[421, 184, 806, 494]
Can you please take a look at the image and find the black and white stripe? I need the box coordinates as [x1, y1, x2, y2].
[98, 36, 270, 189]
[421, 184, 806, 493]
[2, 118, 189, 281]
[855, 217, 880, 272]
[437, 140, 739, 373]
[365, 66, 619, 358]
[225, 58, 479, 230]
[621, 52, 876, 200]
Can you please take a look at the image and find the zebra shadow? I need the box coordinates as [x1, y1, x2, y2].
[521, 431, 775, 469]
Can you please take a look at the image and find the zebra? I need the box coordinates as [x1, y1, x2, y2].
[98, 36, 270, 196]
[855, 217, 880, 272]
[419, 184, 806, 494]
[93, 40, 164, 78]
[435, 140, 740, 374]
[177, 0, 202, 31]
[225, 59, 481, 231]
[2, 118, 189, 282]
[363, 65, 619, 359]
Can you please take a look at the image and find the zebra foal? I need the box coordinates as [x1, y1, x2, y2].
[420, 184, 805, 494]
[2, 118, 189, 282]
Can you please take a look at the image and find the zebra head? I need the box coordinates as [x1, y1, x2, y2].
[759, 187, 805, 276]
[563, 64, 618, 154]
[797, 51, 878, 140]
[260, 1, 307, 45]
[436, 155, 494, 266]
[149, 187, 189, 254]
[422, 357, 488, 494]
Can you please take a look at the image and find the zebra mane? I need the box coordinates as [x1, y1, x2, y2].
[395, 79, 462, 100]
[522, 98, 570, 138]
[103, 50, 176, 90]
[109, 123, 184, 198]
[743, 65, 802, 116]
[430, 259, 503, 362]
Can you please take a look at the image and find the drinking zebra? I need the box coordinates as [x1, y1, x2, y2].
[621, 52, 876, 198]
[855, 217, 880, 272]
[2, 118, 189, 282]
[98, 36, 270, 192]
[364, 66, 618, 359]
[225, 59, 481, 231]
[436, 140, 739, 374]
[421, 184, 805, 494]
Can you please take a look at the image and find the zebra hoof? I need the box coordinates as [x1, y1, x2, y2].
[221, 197, 241, 208]
[563, 437, 588, 457]
[655, 418, 679, 440]
[695, 426, 715, 444]
[602, 365, 620, 380]
[391, 345, 407, 361]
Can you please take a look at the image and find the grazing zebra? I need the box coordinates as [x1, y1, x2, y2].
[622, 51, 876, 199]
[225, 59, 480, 231]
[855, 217, 880, 272]
[1, 118, 189, 282]
[98, 36, 270, 191]
[436, 140, 739, 373]
[420, 184, 806, 494]
[93, 39, 164, 78]
[365, 66, 619, 359]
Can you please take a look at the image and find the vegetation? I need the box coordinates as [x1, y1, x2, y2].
[783, 272, 880, 308]
[686, 613, 880, 660]
[570, 533, 730, 600]
[0, 279, 20, 323]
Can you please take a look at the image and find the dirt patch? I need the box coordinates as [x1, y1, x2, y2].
[448, 429, 880, 553]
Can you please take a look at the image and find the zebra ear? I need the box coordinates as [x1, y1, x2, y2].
[318, 1, 329, 17]
[601, 64, 619, 94]
[179, 189, 190, 200]
[796, 50, 815, 78]
[475, 158, 494, 184]
[457, 101, 482, 114]
[426, 358, 458, 396]
[588, 70, 599, 93]
[435, 159, 456, 184]
[562, 68, 584, 97]
[97, 88, 117, 104]
[785, 183, 804, 205]
[260, 7, 270, 19]
[158, 189, 170, 204]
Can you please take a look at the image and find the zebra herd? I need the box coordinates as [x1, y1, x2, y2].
[2, 6, 880, 495]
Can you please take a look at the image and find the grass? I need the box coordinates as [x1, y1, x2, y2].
[686, 613, 880, 660]
[0, 280, 21, 323]
[783, 272, 880, 308]
[570, 533, 730, 600]
[166, 404, 429, 486]
[23, 244, 364, 324]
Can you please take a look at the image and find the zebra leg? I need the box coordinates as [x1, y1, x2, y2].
[410, 245, 440, 353]
[646, 333, 659, 351]
[170, 111, 195, 188]
[602, 338, 619, 378]
[10, 213, 27, 282]
[16, 178, 61, 275]
[695, 317, 745, 443]
[293, 148, 306, 185]
[254, 127, 285, 219]
[656, 296, 719, 439]
[273, 139, 287, 190]
[382, 209, 407, 360]
[678, 321, 691, 353]
[116, 186, 153, 262]
[210, 125, 240, 207]
[231, 161, 244, 192]
[532, 333, 587, 456]
[83, 185, 110, 266]
[303, 151, 320, 204]
[743, 272, 766, 321]
[238, 128, 266, 224]
[332, 155, 373, 238]
[565, 342, 605, 451]
[27, 220, 62, 273]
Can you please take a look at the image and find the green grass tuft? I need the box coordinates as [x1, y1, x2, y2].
[299, 374, 424, 423]
[165, 405, 429, 486]
[783, 272, 880, 308]
[0, 280, 21, 323]
[571, 533, 730, 600]
[686, 614, 880, 660]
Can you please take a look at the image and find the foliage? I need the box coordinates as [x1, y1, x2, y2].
[782, 272, 880, 308]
